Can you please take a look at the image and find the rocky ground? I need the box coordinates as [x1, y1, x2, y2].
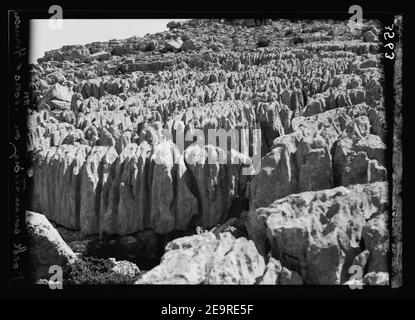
[26, 19, 388, 285]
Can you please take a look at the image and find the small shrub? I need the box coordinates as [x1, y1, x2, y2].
[64, 256, 139, 285]
[64, 256, 115, 285]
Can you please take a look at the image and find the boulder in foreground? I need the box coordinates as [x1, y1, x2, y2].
[135, 232, 266, 284]
[26, 211, 77, 282]
[246, 182, 388, 284]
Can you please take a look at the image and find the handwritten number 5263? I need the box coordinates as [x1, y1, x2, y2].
[384, 24, 395, 60]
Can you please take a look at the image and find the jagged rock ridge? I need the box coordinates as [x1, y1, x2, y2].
[27, 18, 388, 285]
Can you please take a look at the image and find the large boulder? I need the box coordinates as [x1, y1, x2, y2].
[26, 211, 77, 282]
[44, 83, 74, 103]
[164, 38, 183, 51]
[363, 30, 377, 42]
[334, 134, 387, 187]
[246, 182, 388, 284]
[135, 232, 265, 284]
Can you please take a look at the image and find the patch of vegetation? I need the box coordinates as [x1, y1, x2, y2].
[63, 256, 113, 284]
[63, 256, 139, 285]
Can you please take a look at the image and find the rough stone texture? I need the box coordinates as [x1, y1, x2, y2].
[363, 272, 389, 285]
[31, 139, 252, 237]
[363, 211, 389, 273]
[334, 134, 387, 187]
[351, 249, 370, 271]
[247, 104, 387, 211]
[109, 259, 140, 277]
[257, 257, 282, 284]
[135, 232, 265, 284]
[31, 145, 91, 229]
[27, 19, 391, 285]
[391, 16, 403, 288]
[280, 267, 304, 285]
[257, 257, 303, 285]
[26, 211, 77, 282]
[246, 182, 388, 284]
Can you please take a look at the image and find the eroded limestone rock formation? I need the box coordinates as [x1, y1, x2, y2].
[27, 19, 389, 285]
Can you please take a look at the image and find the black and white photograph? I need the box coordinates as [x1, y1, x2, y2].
[5, 3, 409, 305]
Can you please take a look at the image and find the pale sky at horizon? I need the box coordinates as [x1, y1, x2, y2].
[29, 19, 190, 64]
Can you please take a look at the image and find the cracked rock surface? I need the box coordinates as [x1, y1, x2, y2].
[28, 19, 388, 285]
